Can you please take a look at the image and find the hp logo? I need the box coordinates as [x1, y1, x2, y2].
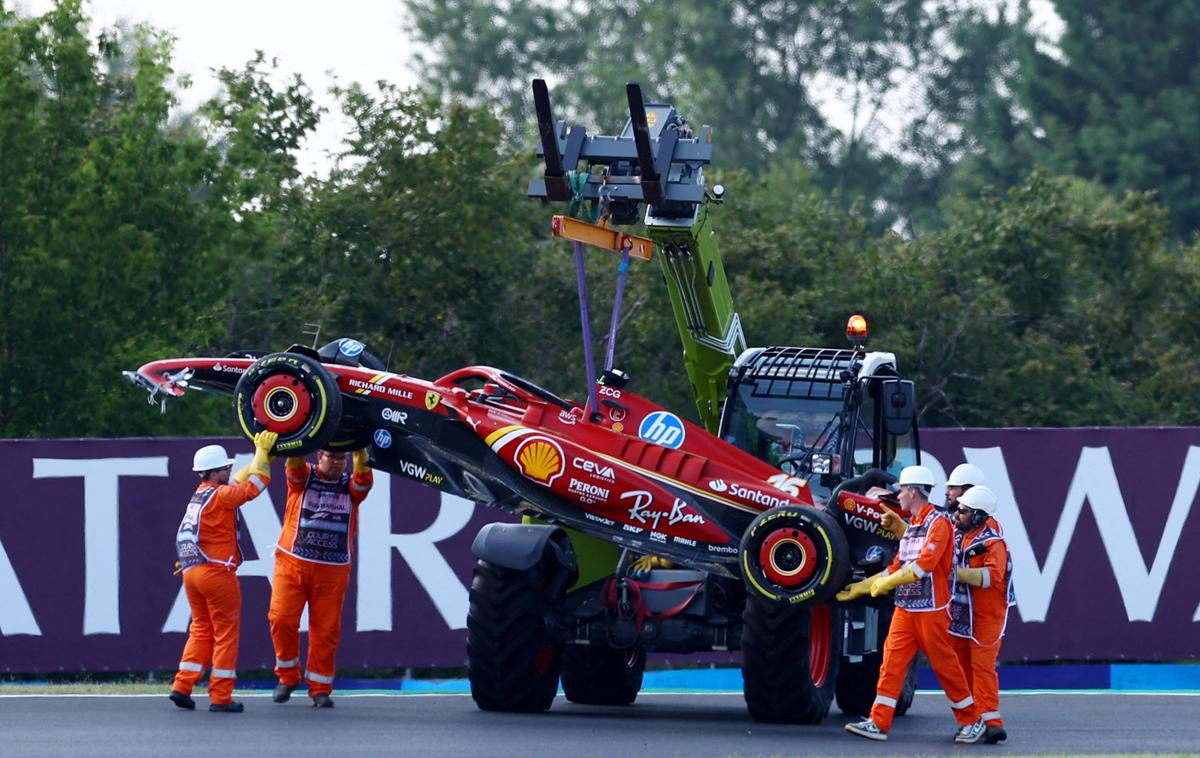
[339, 338, 365, 357]
[638, 411, 686, 449]
[373, 429, 392, 449]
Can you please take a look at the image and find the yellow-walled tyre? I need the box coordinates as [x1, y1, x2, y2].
[233, 352, 341, 457]
[740, 505, 849, 608]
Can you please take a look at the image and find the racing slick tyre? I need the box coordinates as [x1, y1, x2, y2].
[742, 597, 841, 724]
[467, 559, 564, 712]
[234, 352, 341, 457]
[835, 607, 919, 716]
[740, 505, 849, 608]
[561, 644, 646, 706]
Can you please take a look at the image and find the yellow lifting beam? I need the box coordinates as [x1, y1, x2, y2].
[551, 215, 654, 261]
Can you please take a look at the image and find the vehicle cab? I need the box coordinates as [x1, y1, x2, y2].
[718, 344, 920, 506]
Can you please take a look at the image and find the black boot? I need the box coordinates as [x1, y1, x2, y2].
[168, 690, 195, 710]
[208, 701, 245, 713]
[273, 683, 298, 703]
[312, 693, 334, 708]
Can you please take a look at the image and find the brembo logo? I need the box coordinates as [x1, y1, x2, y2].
[730, 484, 789, 510]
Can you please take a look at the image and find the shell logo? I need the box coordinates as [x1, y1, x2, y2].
[515, 437, 565, 486]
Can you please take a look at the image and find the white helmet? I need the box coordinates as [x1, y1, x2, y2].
[957, 485, 998, 515]
[192, 444, 234, 472]
[947, 463, 985, 487]
[897, 465, 936, 489]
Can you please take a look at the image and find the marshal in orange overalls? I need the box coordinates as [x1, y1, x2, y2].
[172, 464, 270, 706]
[269, 451, 372, 701]
[950, 515, 1013, 732]
[869, 503, 981, 733]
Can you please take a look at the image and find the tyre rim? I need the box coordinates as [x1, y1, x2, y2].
[251, 375, 311, 435]
[759, 528, 817, 587]
[809, 604, 831, 687]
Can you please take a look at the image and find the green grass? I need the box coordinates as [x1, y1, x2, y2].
[0, 682, 175, 695]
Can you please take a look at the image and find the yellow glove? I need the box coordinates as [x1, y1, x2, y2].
[629, 555, 673, 578]
[234, 432, 277, 481]
[353, 448, 370, 474]
[880, 509, 908, 538]
[956, 567, 986, 587]
[836, 571, 884, 602]
[286, 455, 307, 471]
[871, 565, 918, 597]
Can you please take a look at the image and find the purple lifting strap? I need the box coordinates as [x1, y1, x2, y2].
[604, 245, 632, 372]
[573, 241, 600, 416]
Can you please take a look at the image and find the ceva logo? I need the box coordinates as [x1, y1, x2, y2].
[638, 411, 686, 449]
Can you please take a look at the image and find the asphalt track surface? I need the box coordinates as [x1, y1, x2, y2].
[1, 691, 1197, 757]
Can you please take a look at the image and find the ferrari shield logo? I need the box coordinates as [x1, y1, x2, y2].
[425, 391, 441, 411]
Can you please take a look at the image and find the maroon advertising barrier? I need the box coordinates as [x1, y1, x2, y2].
[1, 429, 1198, 672]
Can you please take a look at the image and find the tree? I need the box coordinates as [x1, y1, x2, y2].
[953, 0, 1200, 239]
[403, 0, 986, 231]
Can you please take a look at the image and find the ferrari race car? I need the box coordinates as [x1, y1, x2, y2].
[127, 337, 912, 722]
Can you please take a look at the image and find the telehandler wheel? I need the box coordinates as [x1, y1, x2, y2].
[233, 352, 341, 457]
[561, 644, 646, 705]
[742, 597, 841, 723]
[835, 606, 919, 716]
[467, 558, 563, 712]
[740, 505, 849, 607]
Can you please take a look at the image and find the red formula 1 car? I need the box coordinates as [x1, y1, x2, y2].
[127, 337, 908, 721]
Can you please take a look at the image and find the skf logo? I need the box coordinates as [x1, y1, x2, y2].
[515, 437, 564, 486]
[425, 391, 441, 410]
[638, 411, 686, 449]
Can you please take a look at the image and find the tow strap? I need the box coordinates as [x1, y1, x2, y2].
[601, 575, 706, 638]
[565, 170, 635, 417]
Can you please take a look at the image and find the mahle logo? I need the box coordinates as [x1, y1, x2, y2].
[515, 437, 564, 486]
